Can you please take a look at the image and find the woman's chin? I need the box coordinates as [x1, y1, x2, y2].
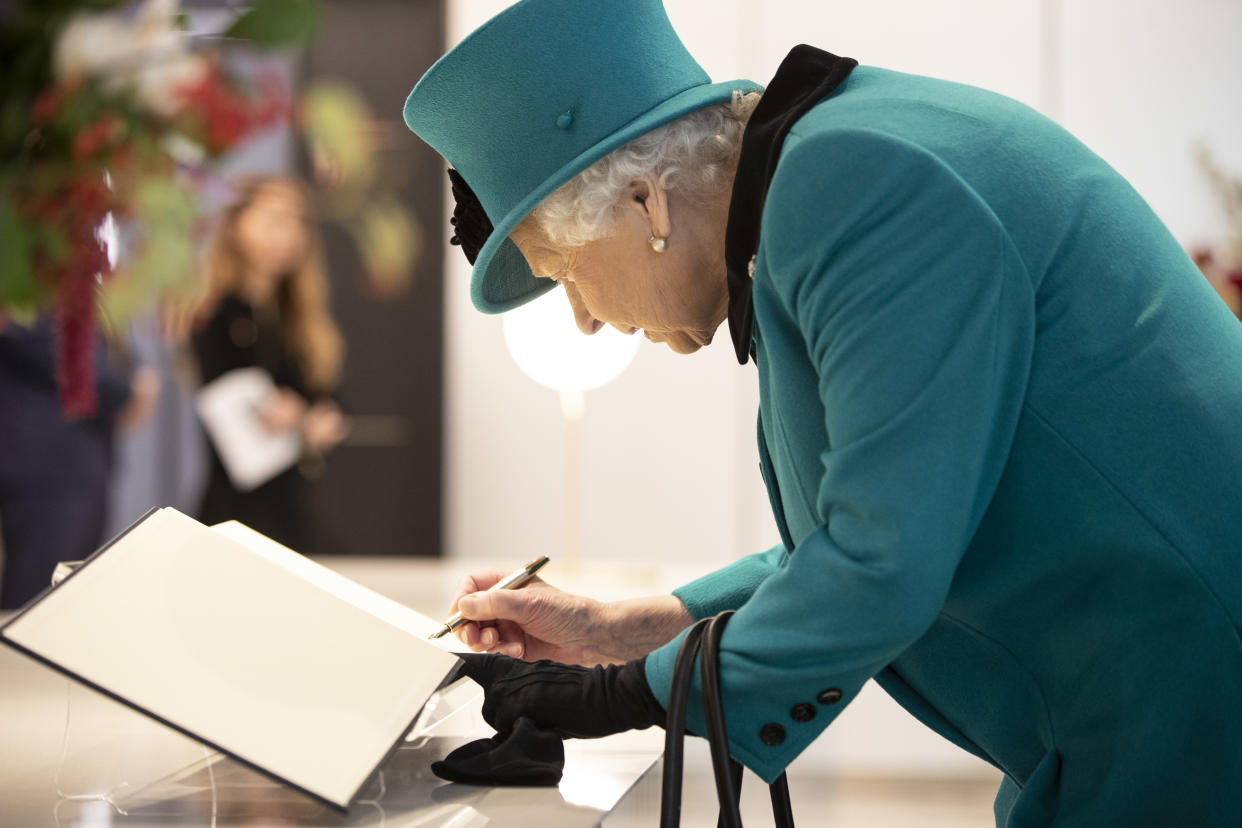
[663, 331, 709, 355]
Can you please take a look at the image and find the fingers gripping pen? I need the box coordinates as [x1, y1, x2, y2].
[429, 556, 550, 640]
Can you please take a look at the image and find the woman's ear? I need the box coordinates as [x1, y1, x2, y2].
[629, 175, 672, 242]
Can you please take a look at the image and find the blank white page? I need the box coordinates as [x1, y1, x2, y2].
[0, 508, 461, 809]
[208, 520, 466, 651]
[195, 368, 301, 491]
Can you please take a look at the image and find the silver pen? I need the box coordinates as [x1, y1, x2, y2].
[428, 555, 551, 640]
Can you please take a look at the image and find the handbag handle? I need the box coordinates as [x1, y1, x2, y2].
[660, 616, 710, 828]
[701, 611, 742, 828]
[659, 611, 795, 828]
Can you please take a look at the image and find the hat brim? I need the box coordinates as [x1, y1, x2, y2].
[468, 78, 762, 315]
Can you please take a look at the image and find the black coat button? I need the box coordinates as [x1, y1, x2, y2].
[790, 703, 816, 723]
[759, 723, 786, 746]
[817, 688, 843, 705]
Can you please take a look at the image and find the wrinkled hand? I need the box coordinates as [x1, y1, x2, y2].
[456, 653, 665, 739]
[451, 572, 608, 664]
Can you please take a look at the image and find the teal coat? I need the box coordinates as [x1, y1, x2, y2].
[645, 65, 1242, 826]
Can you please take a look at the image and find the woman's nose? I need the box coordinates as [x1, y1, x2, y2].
[564, 285, 602, 335]
[575, 314, 604, 335]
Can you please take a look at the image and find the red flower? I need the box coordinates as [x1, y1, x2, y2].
[54, 231, 107, 419]
[39, 175, 116, 419]
[109, 143, 135, 173]
[33, 87, 61, 125]
[71, 117, 120, 161]
[171, 61, 287, 155]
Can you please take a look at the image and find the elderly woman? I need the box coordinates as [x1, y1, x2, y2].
[404, 0, 1242, 824]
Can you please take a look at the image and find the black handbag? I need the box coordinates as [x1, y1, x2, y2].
[659, 610, 796, 828]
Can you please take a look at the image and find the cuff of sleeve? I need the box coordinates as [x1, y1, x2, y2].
[672, 544, 786, 620]
[643, 627, 791, 784]
[643, 628, 688, 713]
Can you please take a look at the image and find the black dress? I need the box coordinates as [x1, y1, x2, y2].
[191, 294, 317, 552]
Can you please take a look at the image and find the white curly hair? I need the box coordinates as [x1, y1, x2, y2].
[526, 91, 762, 248]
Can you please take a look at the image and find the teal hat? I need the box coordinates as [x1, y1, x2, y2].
[403, 0, 759, 314]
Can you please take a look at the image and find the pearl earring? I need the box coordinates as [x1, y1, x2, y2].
[649, 236, 667, 253]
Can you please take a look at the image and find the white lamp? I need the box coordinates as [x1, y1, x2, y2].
[503, 289, 641, 565]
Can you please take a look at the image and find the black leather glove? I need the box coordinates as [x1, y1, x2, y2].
[431, 716, 564, 786]
[456, 653, 667, 739]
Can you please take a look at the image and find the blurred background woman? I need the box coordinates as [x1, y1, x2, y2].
[191, 175, 347, 551]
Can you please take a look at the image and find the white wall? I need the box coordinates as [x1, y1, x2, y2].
[1057, 0, 1242, 245]
[441, 0, 777, 574]
[437, 0, 1242, 777]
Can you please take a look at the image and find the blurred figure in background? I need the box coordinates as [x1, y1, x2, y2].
[191, 175, 347, 551]
[0, 320, 159, 608]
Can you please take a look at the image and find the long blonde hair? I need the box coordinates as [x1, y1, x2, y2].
[202, 175, 344, 393]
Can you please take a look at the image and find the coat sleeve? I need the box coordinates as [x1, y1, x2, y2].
[672, 544, 787, 620]
[645, 126, 1036, 782]
[0, 317, 132, 420]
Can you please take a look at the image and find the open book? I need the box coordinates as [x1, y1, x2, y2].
[0, 508, 463, 810]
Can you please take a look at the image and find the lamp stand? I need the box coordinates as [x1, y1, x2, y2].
[559, 389, 585, 571]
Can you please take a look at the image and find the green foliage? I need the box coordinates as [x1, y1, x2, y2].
[0, 189, 47, 318]
[100, 177, 198, 322]
[226, 0, 321, 48]
[302, 81, 375, 186]
[350, 198, 422, 292]
[0, 2, 124, 162]
[31, 221, 71, 268]
[0, 0, 325, 414]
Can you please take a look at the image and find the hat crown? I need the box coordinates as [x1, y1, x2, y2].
[404, 0, 757, 313]
[404, 0, 710, 230]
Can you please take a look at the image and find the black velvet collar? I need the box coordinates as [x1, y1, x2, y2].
[724, 45, 858, 364]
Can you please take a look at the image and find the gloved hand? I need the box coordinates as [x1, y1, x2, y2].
[431, 716, 565, 786]
[457, 652, 667, 739]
